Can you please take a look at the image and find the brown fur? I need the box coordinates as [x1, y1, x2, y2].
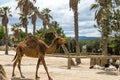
[25, 35, 39, 49]
[0, 64, 8, 80]
[12, 35, 66, 80]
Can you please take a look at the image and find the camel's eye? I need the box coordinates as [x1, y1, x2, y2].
[57, 38, 60, 41]
[60, 39, 62, 41]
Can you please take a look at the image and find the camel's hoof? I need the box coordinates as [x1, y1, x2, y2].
[21, 75, 25, 78]
[49, 77, 53, 80]
[12, 74, 16, 77]
[35, 76, 40, 80]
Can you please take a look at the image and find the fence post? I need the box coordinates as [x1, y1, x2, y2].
[68, 56, 72, 69]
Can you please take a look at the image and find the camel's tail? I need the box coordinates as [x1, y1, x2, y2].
[12, 46, 22, 62]
[12, 52, 17, 62]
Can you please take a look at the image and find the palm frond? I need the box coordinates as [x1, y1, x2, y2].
[115, 0, 120, 6]
[90, 4, 99, 10]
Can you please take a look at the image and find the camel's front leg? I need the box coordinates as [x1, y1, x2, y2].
[35, 58, 41, 79]
[41, 57, 53, 80]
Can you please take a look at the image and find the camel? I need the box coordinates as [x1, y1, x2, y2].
[0, 64, 8, 80]
[12, 35, 66, 80]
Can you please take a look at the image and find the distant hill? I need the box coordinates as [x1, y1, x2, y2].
[71, 36, 100, 40]
[79, 36, 100, 40]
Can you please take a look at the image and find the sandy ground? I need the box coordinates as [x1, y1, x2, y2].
[0, 50, 120, 80]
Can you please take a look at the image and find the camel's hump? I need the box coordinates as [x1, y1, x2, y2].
[25, 35, 39, 49]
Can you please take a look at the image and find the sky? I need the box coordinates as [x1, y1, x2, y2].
[0, 0, 101, 37]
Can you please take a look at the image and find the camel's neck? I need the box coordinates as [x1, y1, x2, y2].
[46, 43, 58, 54]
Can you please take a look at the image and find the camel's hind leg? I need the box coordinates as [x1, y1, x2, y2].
[41, 57, 53, 80]
[18, 57, 25, 78]
[12, 54, 24, 78]
[12, 55, 19, 77]
[35, 58, 41, 79]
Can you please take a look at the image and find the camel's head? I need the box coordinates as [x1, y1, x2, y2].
[54, 37, 66, 45]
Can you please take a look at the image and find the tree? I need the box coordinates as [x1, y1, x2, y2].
[16, 0, 36, 35]
[36, 21, 66, 45]
[41, 8, 53, 38]
[90, 0, 120, 55]
[30, 12, 37, 35]
[0, 6, 12, 55]
[90, 0, 113, 55]
[69, 0, 81, 64]
[111, 9, 120, 35]
[16, 0, 36, 16]
[51, 21, 65, 37]
[19, 13, 28, 35]
[11, 23, 22, 42]
[110, 9, 120, 55]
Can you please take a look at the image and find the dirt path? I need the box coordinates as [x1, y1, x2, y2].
[0, 50, 120, 80]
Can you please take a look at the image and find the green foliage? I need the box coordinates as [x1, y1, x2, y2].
[111, 9, 120, 32]
[90, 4, 99, 10]
[90, 0, 120, 55]
[63, 38, 102, 53]
[41, 8, 53, 25]
[0, 6, 12, 17]
[80, 38, 101, 53]
[0, 24, 5, 39]
[36, 21, 66, 45]
[51, 21, 65, 37]
[19, 31, 26, 41]
[41, 8, 51, 15]
[108, 39, 116, 48]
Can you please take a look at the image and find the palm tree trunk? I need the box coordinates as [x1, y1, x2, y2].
[42, 24, 46, 38]
[25, 26, 28, 35]
[74, 9, 81, 64]
[74, 10, 80, 54]
[5, 26, 8, 55]
[33, 24, 36, 35]
[102, 35, 108, 56]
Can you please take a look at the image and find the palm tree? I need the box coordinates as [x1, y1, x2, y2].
[90, 0, 113, 55]
[11, 23, 22, 42]
[90, 0, 120, 55]
[34, 7, 57, 35]
[51, 21, 65, 37]
[41, 8, 53, 38]
[0, 6, 12, 55]
[19, 13, 28, 35]
[16, 0, 36, 35]
[30, 12, 37, 35]
[16, 0, 36, 16]
[69, 0, 81, 64]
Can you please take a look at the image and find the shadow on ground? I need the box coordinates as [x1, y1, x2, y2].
[96, 70, 119, 76]
[11, 77, 40, 80]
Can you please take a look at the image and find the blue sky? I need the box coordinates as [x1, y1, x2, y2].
[0, 0, 101, 37]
